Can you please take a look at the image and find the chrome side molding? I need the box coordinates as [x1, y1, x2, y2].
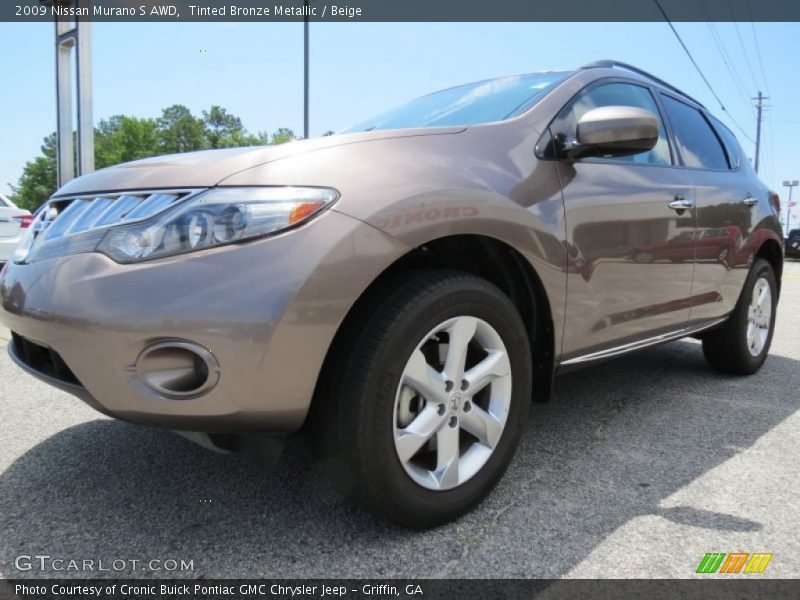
[560, 317, 727, 367]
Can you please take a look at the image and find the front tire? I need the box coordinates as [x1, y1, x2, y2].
[314, 270, 532, 529]
[702, 258, 777, 375]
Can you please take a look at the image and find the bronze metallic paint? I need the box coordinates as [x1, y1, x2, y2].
[1, 210, 408, 430]
[0, 67, 782, 435]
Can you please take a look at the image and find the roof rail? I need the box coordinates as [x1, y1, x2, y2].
[581, 60, 706, 109]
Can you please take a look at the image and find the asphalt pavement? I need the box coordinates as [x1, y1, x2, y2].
[1, 261, 799, 579]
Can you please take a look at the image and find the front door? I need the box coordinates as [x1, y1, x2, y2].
[551, 80, 697, 361]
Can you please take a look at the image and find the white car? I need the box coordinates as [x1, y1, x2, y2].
[0, 193, 32, 265]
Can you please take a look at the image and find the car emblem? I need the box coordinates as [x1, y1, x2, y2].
[450, 393, 461, 411]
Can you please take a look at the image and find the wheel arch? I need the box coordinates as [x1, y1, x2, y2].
[308, 234, 557, 427]
[755, 238, 783, 295]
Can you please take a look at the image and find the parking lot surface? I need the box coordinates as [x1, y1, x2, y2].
[1, 261, 799, 579]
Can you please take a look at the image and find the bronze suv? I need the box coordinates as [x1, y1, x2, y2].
[0, 61, 783, 528]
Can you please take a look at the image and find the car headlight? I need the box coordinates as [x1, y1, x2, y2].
[97, 186, 338, 263]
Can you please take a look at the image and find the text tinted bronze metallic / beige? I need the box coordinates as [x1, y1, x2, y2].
[0, 62, 783, 528]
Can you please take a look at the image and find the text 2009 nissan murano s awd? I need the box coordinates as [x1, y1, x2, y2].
[0, 61, 783, 528]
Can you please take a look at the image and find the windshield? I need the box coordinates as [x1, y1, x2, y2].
[342, 71, 572, 133]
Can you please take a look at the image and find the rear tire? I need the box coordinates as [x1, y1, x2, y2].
[313, 270, 532, 529]
[702, 258, 777, 375]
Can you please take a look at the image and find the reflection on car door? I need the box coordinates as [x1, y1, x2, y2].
[658, 95, 762, 322]
[551, 81, 697, 361]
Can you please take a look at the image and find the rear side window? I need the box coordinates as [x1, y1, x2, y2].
[660, 95, 729, 170]
[709, 116, 742, 170]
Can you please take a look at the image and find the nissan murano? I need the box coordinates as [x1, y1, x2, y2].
[1, 61, 783, 528]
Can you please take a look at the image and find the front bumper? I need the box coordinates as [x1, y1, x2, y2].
[0, 209, 408, 433]
[8, 333, 107, 411]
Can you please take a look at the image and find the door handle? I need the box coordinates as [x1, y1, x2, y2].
[743, 196, 758, 206]
[668, 195, 695, 211]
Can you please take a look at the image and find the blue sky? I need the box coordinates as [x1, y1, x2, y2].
[1, 21, 798, 225]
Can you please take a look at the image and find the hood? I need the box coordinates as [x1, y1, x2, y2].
[54, 126, 466, 197]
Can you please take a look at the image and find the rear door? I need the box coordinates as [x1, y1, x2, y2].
[552, 80, 697, 361]
[658, 94, 760, 321]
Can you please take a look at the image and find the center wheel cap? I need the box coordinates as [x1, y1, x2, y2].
[449, 393, 462, 412]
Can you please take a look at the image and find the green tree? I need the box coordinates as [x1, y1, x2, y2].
[11, 115, 160, 210]
[156, 105, 208, 153]
[247, 131, 271, 145]
[270, 128, 296, 145]
[10, 105, 296, 209]
[203, 106, 244, 148]
[95, 115, 159, 168]
[9, 133, 57, 211]
[224, 130, 270, 147]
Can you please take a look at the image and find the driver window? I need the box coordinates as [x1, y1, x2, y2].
[554, 82, 672, 166]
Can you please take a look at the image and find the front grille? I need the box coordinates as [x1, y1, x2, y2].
[41, 190, 197, 241]
[21, 189, 201, 263]
[11, 332, 81, 386]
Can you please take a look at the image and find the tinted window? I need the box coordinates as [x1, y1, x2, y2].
[709, 116, 741, 170]
[660, 95, 729, 170]
[342, 71, 571, 133]
[553, 82, 672, 166]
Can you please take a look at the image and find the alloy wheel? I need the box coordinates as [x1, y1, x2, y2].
[392, 316, 512, 491]
[746, 276, 772, 357]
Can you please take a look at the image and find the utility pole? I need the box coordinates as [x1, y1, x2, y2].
[784, 180, 799, 235]
[753, 91, 768, 174]
[303, 0, 309, 140]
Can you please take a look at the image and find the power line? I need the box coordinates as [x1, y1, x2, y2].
[705, 24, 752, 106]
[733, 22, 760, 90]
[698, 1, 753, 111]
[653, 0, 725, 108]
[707, 33, 754, 114]
[745, 1, 774, 182]
[652, 0, 756, 145]
[747, 3, 772, 96]
[766, 111, 776, 183]
[728, 1, 761, 90]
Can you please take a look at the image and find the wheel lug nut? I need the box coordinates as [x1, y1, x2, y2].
[460, 379, 469, 391]
[463, 401, 471, 413]
[444, 380, 454, 392]
[437, 404, 446, 416]
[448, 416, 458, 428]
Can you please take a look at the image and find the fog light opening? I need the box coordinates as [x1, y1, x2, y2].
[136, 341, 220, 398]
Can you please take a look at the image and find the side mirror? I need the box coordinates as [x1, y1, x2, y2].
[566, 106, 659, 159]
